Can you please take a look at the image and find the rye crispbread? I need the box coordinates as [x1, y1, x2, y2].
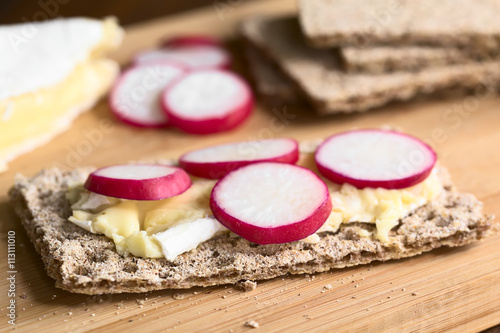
[298, 0, 500, 56]
[9, 163, 494, 295]
[245, 41, 476, 100]
[240, 16, 500, 114]
[342, 46, 476, 74]
[244, 42, 488, 109]
[244, 44, 304, 106]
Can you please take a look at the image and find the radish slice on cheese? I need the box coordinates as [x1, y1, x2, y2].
[162, 35, 221, 48]
[315, 129, 437, 189]
[210, 162, 332, 244]
[179, 138, 299, 179]
[109, 62, 187, 127]
[84, 164, 191, 200]
[134, 44, 231, 70]
[161, 69, 253, 134]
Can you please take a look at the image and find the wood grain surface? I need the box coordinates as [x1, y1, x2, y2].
[1, 1, 499, 332]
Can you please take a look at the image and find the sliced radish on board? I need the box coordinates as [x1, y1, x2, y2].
[84, 164, 191, 200]
[315, 129, 437, 189]
[179, 138, 299, 179]
[161, 69, 253, 134]
[210, 162, 332, 244]
[109, 62, 187, 127]
[162, 35, 221, 48]
[134, 44, 231, 70]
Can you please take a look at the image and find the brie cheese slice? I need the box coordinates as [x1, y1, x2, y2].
[0, 17, 123, 172]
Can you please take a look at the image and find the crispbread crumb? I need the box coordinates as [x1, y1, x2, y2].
[172, 293, 185, 300]
[245, 320, 259, 328]
[235, 280, 257, 292]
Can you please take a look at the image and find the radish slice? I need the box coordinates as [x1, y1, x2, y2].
[162, 35, 221, 48]
[109, 62, 186, 127]
[179, 138, 299, 179]
[161, 69, 253, 134]
[210, 162, 332, 244]
[84, 164, 191, 200]
[134, 45, 231, 70]
[315, 129, 437, 189]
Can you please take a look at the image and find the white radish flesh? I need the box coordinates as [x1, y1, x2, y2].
[109, 63, 186, 127]
[210, 162, 332, 244]
[179, 138, 299, 179]
[161, 69, 253, 134]
[315, 129, 437, 189]
[134, 45, 231, 70]
[84, 164, 191, 200]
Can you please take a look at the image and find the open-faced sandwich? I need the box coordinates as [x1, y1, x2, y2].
[9, 129, 495, 294]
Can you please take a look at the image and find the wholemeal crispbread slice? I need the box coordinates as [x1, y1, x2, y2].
[245, 38, 477, 95]
[342, 46, 477, 74]
[9, 163, 494, 295]
[244, 43, 486, 108]
[240, 16, 500, 115]
[298, 0, 500, 56]
[244, 44, 305, 106]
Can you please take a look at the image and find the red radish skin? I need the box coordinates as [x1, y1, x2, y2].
[109, 62, 187, 128]
[210, 163, 332, 244]
[84, 164, 191, 201]
[162, 35, 221, 48]
[161, 69, 253, 135]
[179, 139, 299, 179]
[315, 129, 437, 189]
[134, 45, 231, 70]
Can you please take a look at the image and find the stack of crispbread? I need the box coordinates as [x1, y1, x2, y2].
[241, 0, 500, 114]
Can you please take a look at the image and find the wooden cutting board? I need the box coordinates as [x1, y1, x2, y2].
[1, 1, 499, 332]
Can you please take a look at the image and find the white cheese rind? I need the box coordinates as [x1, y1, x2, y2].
[71, 191, 119, 211]
[153, 217, 227, 261]
[0, 18, 103, 100]
[68, 215, 94, 233]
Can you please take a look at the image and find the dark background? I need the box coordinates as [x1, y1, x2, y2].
[0, 0, 250, 25]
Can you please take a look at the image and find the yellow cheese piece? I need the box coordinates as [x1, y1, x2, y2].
[317, 211, 343, 233]
[93, 201, 140, 239]
[141, 180, 216, 234]
[72, 210, 94, 222]
[68, 180, 216, 258]
[89, 18, 124, 59]
[118, 231, 163, 258]
[327, 169, 442, 243]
